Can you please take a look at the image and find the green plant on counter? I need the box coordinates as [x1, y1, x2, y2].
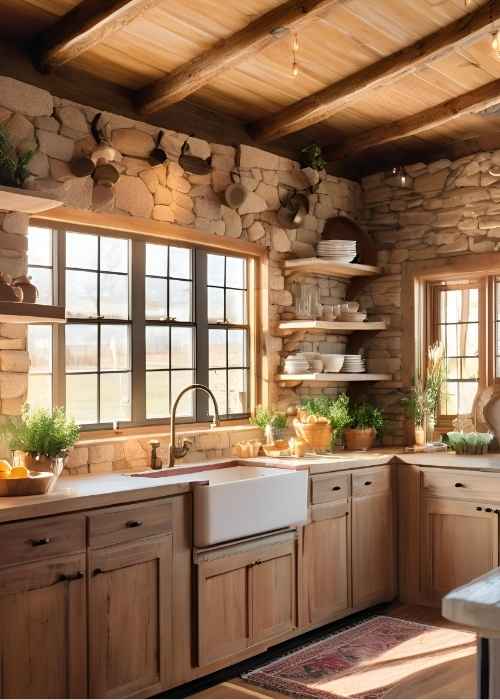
[0, 125, 35, 187]
[301, 393, 351, 436]
[250, 405, 287, 431]
[348, 401, 384, 435]
[300, 143, 327, 171]
[0, 405, 80, 458]
[402, 379, 427, 427]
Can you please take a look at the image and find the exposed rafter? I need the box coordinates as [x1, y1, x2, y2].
[250, 0, 500, 143]
[324, 79, 500, 162]
[33, 0, 163, 71]
[137, 0, 339, 117]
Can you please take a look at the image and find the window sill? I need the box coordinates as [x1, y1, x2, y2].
[76, 419, 258, 447]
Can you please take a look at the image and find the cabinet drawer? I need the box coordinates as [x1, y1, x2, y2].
[422, 469, 500, 500]
[0, 514, 86, 568]
[311, 473, 350, 504]
[352, 466, 391, 497]
[88, 499, 173, 549]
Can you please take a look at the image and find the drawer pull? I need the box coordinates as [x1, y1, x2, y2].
[31, 537, 51, 547]
[126, 519, 144, 528]
[332, 486, 341, 491]
[486, 507, 493, 513]
[454, 482, 465, 488]
[477, 506, 483, 511]
[93, 568, 103, 577]
[60, 571, 84, 582]
[364, 481, 372, 486]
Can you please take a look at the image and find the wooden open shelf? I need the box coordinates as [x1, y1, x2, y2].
[0, 185, 62, 214]
[283, 258, 381, 278]
[0, 302, 66, 324]
[278, 320, 387, 334]
[278, 373, 392, 383]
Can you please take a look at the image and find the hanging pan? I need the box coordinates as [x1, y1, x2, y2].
[178, 140, 212, 175]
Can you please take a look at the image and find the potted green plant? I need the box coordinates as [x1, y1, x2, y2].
[0, 406, 80, 479]
[300, 394, 351, 449]
[402, 379, 427, 446]
[250, 405, 288, 444]
[0, 125, 36, 187]
[344, 401, 384, 451]
[300, 143, 327, 171]
[423, 341, 446, 443]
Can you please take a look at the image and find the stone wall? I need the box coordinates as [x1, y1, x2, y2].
[358, 152, 500, 445]
[0, 75, 361, 471]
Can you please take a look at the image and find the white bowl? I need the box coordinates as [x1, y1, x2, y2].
[321, 354, 344, 372]
[339, 311, 367, 322]
[310, 359, 324, 372]
[343, 301, 360, 313]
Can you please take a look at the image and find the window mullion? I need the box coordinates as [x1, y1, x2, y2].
[54, 229, 66, 410]
[195, 249, 209, 421]
[131, 239, 146, 425]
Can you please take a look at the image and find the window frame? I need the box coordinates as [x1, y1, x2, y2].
[29, 221, 256, 431]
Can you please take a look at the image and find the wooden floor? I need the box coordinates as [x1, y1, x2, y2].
[190, 604, 476, 699]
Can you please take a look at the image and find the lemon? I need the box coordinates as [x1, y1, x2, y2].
[9, 466, 29, 479]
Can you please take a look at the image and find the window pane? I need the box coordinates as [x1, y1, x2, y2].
[171, 327, 193, 369]
[226, 257, 246, 289]
[146, 277, 168, 320]
[100, 372, 131, 422]
[207, 254, 225, 286]
[228, 329, 246, 367]
[146, 327, 169, 370]
[100, 325, 130, 371]
[209, 329, 226, 368]
[66, 373, 98, 424]
[28, 325, 52, 373]
[28, 226, 52, 266]
[28, 374, 52, 412]
[209, 369, 227, 415]
[171, 370, 195, 417]
[100, 237, 128, 273]
[170, 247, 191, 279]
[146, 371, 169, 419]
[462, 357, 479, 380]
[29, 267, 52, 305]
[66, 270, 97, 318]
[228, 369, 247, 414]
[226, 289, 246, 324]
[100, 273, 129, 319]
[446, 357, 459, 380]
[66, 231, 98, 270]
[146, 243, 168, 277]
[208, 287, 224, 323]
[169, 279, 192, 322]
[66, 324, 98, 372]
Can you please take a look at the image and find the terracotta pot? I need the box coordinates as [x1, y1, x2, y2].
[12, 275, 38, 303]
[0, 273, 22, 302]
[345, 427, 376, 451]
[414, 425, 425, 447]
[293, 419, 331, 451]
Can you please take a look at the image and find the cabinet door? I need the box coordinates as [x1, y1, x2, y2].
[197, 551, 252, 666]
[0, 554, 87, 699]
[88, 535, 172, 699]
[352, 490, 396, 608]
[303, 501, 350, 626]
[251, 542, 296, 644]
[421, 498, 499, 603]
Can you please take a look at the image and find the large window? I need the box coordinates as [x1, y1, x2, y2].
[27, 224, 251, 428]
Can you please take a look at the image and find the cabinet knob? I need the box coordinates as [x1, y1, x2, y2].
[486, 507, 493, 513]
[476, 506, 483, 511]
[31, 537, 51, 547]
[126, 520, 143, 528]
[454, 482, 465, 488]
[93, 568, 103, 577]
[332, 486, 341, 491]
[364, 481, 372, 486]
[59, 571, 84, 582]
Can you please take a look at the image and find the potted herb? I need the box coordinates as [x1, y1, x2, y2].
[0, 406, 80, 479]
[345, 401, 384, 451]
[402, 380, 427, 446]
[250, 405, 288, 444]
[0, 125, 36, 187]
[424, 341, 446, 443]
[299, 394, 351, 449]
[300, 143, 327, 172]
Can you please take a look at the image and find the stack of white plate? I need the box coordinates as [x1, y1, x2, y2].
[283, 356, 310, 375]
[316, 239, 357, 262]
[342, 354, 366, 373]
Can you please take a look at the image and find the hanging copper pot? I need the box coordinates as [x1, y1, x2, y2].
[69, 156, 95, 178]
[93, 163, 120, 187]
[148, 130, 168, 166]
[178, 140, 212, 175]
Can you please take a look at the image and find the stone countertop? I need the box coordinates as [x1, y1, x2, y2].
[4, 450, 500, 524]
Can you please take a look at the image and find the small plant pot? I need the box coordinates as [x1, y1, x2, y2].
[344, 427, 376, 451]
[23, 453, 66, 492]
[414, 425, 425, 447]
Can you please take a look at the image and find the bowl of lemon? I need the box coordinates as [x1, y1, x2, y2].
[0, 460, 55, 497]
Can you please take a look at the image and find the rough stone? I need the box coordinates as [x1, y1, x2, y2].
[248, 221, 266, 241]
[111, 128, 154, 158]
[0, 351, 29, 372]
[413, 169, 448, 193]
[28, 151, 50, 178]
[238, 192, 267, 215]
[194, 197, 221, 220]
[37, 130, 74, 161]
[56, 105, 89, 134]
[0, 372, 27, 399]
[152, 205, 175, 222]
[221, 206, 242, 238]
[271, 227, 291, 253]
[2, 212, 29, 235]
[5, 113, 34, 148]
[0, 77, 53, 116]
[115, 175, 154, 218]
[239, 144, 280, 171]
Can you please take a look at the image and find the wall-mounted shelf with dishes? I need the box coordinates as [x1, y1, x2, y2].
[0, 186, 62, 214]
[278, 373, 392, 383]
[0, 301, 66, 324]
[283, 257, 381, 278]
[278, 320, 387, 335]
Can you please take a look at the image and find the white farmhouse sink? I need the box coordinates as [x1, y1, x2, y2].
[192, 465, 308, 547]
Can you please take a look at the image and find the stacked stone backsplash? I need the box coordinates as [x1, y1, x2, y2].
[0, 75, 362, 472]
[358, 151, 500, 445]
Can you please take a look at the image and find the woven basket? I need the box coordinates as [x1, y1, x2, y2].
[293, 419, 331, 451]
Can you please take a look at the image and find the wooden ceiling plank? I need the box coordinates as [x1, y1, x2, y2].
[250, 0, 500, 143]
[325, 78, 500, 161]
[34, 0, 164, 71]
[137, 0, 340, 116]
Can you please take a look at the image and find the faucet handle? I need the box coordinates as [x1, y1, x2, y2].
[173, 438, 192, 459]
[149, 439, 162, 470]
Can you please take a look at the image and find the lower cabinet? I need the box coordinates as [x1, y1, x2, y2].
[88, 534, 173, 699]
[0, 554, 87, 699]
[196, 533, 296, 666]
[421, 497, 499, 603]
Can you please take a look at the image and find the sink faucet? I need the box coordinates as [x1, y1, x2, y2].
[168, 384, 221, 468]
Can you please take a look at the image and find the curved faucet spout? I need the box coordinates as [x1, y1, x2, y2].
[168, 384, 221, 467]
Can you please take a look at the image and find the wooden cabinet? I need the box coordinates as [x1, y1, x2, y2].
[352, 468, 396, 609]
[421, 497, 499, 604]
[196, 533, 296, 666]
[302, 501, 350, 626]
[88, 534, 173, 699]
[0, 554, 87, 699]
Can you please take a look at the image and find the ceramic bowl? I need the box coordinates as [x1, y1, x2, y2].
[310, 359, 324, 372]
[339, 311, 367, 322]
[342, 301, 360, 313]
[320, 354, 344, 372]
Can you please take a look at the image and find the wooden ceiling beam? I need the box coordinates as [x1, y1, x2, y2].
[137, 0, 339, 117]
[324, 79, 500, 162]
[250, 0, 500, 143]
[33, 0, 163, 71]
